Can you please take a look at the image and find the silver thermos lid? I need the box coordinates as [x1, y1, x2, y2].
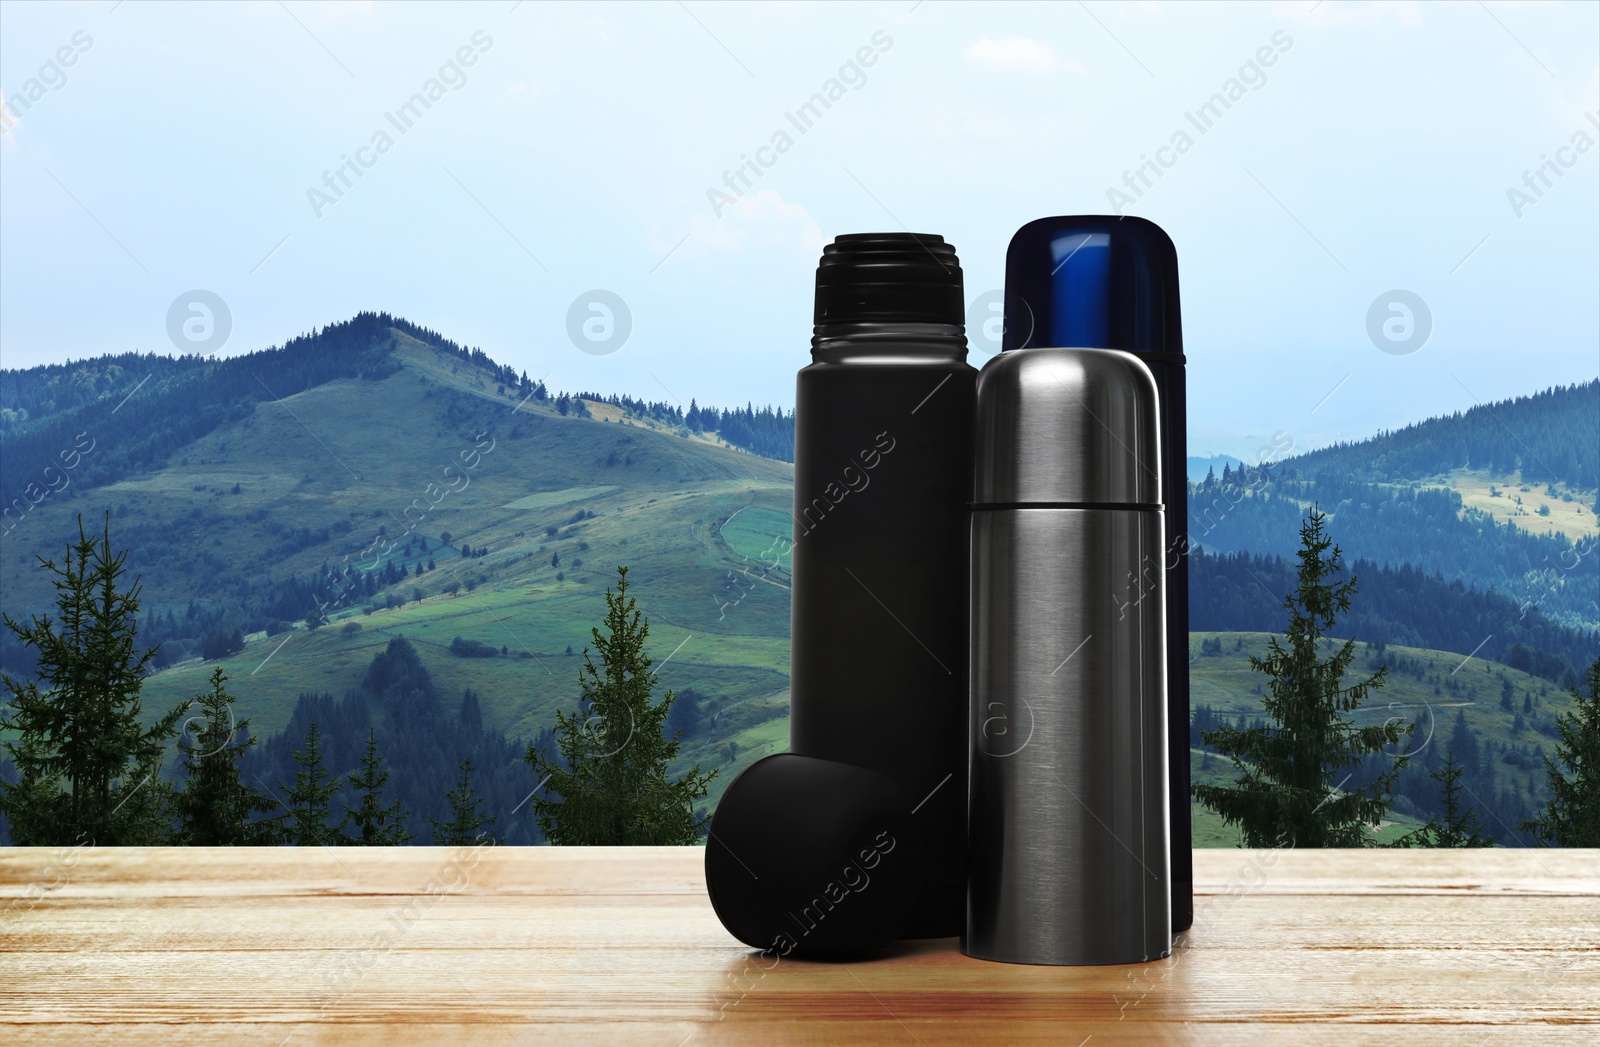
[974, 346, 1162, 508]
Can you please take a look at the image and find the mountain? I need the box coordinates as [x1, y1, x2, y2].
[1279, 380, 1598, 491]
[1190, 469, 1599, 634]
[1189, 380, 1599, 634]
[1, 318, 795, 820]
[3, 316, 1595, 842]
[0, 313, 793, 512]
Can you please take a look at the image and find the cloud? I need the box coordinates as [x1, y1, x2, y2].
[963, 36, 1074, 75]
[681, 188, 825, 260]
[500, 82, 539, 104]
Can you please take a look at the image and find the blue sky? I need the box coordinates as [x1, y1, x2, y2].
[2, 0, 1596, 458]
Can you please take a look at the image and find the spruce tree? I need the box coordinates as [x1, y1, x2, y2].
[281, 720, 344, 845]
[343, 730, 412, 844]
[0, 513, 184, 845]
[1522, 657, 1600, 847]
[527, 566, 715, 844]
[1420, 750, 1494, 847]
[1194, 508, 1410, 847]
[174, 667, 281, 844]
[1446, 709, 1479, 779]
[430, 759, 496, 845]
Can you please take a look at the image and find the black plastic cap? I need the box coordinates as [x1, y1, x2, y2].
[704, 753, 930, 959]
[814, 232, 965, 325]
[1002, 216, 1182, 356]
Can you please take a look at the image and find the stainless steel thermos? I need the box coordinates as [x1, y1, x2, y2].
[1002, 217, 1192, 933]
[964, 342, 1172, 965]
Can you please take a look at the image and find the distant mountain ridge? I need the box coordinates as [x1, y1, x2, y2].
[1, 314, 399, 511]
[9, 322, 1591, 498]
[1279, 379, 1598, 491]
[1, 315, 1594, 847]
[1187, 379, 1598, 635]
[0, 312, 794, 515]
[1, 317, 796, 775]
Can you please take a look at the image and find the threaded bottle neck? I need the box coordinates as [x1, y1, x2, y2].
[811, 232, 968, 362]
[810, 321, 967, 362]
[814, 233, 965, 322]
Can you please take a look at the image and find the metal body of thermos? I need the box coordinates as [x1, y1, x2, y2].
[964, 346, 1172, 966]
[1002, 217, 1191, 933]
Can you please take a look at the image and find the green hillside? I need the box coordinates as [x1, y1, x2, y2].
[4, 327, 794, 760]
[1437, 468, 1594, 542]
[1192, 380, 1598, 636]
[1185, 632, 1580, 845]
[1190, 470, 1599, 635]
[4, 318, 1590, 845]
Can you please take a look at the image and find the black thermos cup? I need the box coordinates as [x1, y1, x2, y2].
[788, 232, 976, 938]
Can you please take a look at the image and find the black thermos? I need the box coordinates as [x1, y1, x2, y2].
[788, 232, 976, 938]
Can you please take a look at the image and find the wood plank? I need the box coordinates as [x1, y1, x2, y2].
[2, 847, 1596, 1044]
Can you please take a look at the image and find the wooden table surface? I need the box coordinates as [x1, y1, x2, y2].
[2, 846, 1596, 1045]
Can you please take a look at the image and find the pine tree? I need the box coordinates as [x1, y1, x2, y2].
[174, 667, 281, 844]
[1194, 508, 1410, 847]
[430, 759, 496, 845]
[1522, 657, 1600, 847]
[343, 730, 412, 844]
[1447, 709, 1480, 778]
[0, 513, 184, 845]
[1421, 750, 1494, 847]
[281, 720, 344, 845]
[527, 566, 716, 844]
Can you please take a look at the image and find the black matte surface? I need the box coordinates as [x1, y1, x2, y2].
[705, 753, 930, 959]
[792, 233, 976, 938]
